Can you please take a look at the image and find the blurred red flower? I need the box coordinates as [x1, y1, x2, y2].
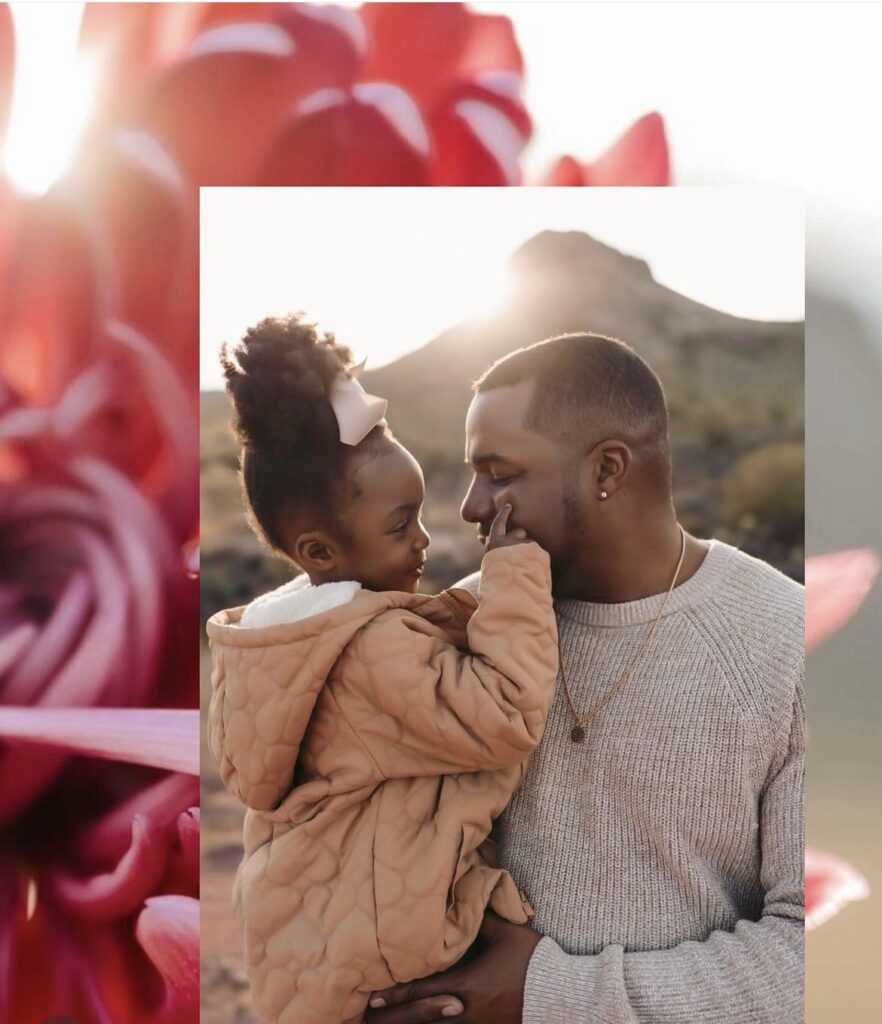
[1, 3, 669, 1020]
[73, 2, 668, 192]
[0, 317, 199, 1018]
[805, 846, 870, 931]
[804, 549, 879, 930]
[79, 2, 532, 188]
[805, 548, 879, 651]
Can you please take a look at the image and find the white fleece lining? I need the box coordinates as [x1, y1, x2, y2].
[238, 575, 362, 628]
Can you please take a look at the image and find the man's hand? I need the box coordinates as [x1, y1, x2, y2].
[364, 911, 541, 1024]
[485, 503, 530, 552]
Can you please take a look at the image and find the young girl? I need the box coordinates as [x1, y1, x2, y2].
[207, 314, 558, 1024]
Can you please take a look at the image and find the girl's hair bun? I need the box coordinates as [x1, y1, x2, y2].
[220, 313, 353, 455]
[219, 313, 372, 558]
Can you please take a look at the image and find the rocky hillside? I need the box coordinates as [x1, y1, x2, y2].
[201, 230, 804, 620]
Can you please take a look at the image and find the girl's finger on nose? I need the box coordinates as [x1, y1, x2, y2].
[491, 502, 512, 535]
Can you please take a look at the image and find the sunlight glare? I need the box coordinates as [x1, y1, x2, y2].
[3, 3, 96, 196]
[448, 262, 516, 327]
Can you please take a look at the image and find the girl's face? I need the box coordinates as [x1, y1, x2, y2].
[337, 441, 431, 593]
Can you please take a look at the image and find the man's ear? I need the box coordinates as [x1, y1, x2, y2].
[590, 440, 632, 498]
[292, 531, 340, 574]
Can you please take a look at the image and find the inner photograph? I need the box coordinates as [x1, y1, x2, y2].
[199, 186, 805, 1024]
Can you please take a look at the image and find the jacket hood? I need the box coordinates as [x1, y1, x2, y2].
[238, 573, 362, 628]
[206, 578, 477, 811]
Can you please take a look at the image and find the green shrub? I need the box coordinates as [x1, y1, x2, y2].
[719, 443, 804, 545]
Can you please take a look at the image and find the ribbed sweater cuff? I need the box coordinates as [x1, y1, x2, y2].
[524, 937, 629, 1024]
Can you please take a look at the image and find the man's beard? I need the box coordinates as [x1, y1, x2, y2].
[549, 477, 594, 592]
[562, 479, 583, 531]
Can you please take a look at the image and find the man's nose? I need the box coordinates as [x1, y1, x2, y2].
[460, 478, 491, 524]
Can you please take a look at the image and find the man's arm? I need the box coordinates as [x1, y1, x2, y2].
[366, 678, 804, 1024]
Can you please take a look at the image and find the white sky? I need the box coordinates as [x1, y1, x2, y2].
[200, 187, 803, 389]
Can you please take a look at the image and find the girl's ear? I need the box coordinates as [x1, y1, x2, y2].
[293, 531, 340, 574]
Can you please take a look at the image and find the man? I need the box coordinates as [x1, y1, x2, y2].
[365, 333, 804, 1023]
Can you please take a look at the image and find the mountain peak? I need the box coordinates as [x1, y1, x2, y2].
[509, 229, 653, 282]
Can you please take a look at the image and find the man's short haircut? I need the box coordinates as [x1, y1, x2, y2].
[474, 332, 670, 461]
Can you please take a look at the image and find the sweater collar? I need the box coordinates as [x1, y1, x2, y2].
[554, 538, 737, 628]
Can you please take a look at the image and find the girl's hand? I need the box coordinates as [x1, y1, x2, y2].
[485, 504, 530, 551]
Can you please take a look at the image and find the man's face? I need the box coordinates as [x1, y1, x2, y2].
[461, 380, 576, 572]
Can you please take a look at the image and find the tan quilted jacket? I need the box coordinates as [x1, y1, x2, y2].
[206, 543, 558, 1024]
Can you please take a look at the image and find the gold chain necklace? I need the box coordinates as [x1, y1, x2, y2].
[558, 525, 687, 743]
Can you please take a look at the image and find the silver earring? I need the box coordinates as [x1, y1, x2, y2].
[599, 490, 608, 500]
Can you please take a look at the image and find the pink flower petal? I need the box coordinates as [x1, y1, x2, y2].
[135, 9, 363, 188]
[78, 2, 207, 135]
[430, 73, 531, 186]
[806, 845, 870, 929]
[543, 111, 671, 187]
[2, 572, 92, 704]
[38, 523, 130, 705]
[161, 807, 200, 894]
[77, 772, 199, 867]
[459, 10, 525, 80]
[805, 549, 879, 649]
[107, 321, 200, 537]
[136, 895, 199, 1022]
[0, 621, 40, 679]
[362, 3, 523, 113]
[273, 4, 367, 72]
[176, 807, 199, 865]
[80, 138, 197, 388]
[183, 539, 199, 579]
[47, 814, 170, 922]
[197, 3, 282, 31]
[0, 707, 198, 775]
[0, 195, 109, 408]
[258, 84, 431, 185]
[68, 456, 170, 704]
[47, 326, 198, 542]
[541, 153, 586, 188]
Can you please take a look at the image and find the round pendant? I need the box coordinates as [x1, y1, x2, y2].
[570, 725, 586, 744]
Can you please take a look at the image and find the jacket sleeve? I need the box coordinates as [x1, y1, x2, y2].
[521, 676, 805, 1024]
[336, 542, 559, 777]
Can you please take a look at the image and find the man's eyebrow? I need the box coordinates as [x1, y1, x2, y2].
[463, 452, 507, 467]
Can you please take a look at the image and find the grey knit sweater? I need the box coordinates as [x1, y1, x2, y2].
[486, 539, 804, 1023]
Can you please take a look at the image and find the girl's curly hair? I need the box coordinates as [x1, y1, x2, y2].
[220, 313, 377, 556]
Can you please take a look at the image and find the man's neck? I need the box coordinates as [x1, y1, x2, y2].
[553, 514, 710, 604]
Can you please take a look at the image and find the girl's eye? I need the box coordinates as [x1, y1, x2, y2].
[393, 519, 409, 533]
[491, 475, 515, 486]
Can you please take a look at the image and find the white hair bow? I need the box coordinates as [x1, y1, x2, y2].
[329, 359, 388, 445]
